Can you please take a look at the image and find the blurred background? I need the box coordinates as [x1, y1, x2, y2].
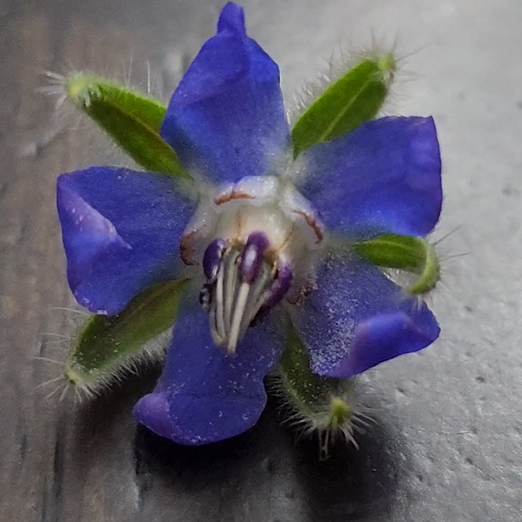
[1, 0, 521, 520]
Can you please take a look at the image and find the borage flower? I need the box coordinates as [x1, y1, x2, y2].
[57, 3, 442, 445]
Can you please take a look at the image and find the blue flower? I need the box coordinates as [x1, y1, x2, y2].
[57, 3, 442, 445]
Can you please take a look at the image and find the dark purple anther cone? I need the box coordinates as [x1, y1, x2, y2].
[264, 263, 293, 309]
[202, 238, 228, 281]
[250, 264, 293, 327]
[239, 232, 270, 284]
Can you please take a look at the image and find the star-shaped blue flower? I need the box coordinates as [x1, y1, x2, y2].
[57, 3, 442, 445]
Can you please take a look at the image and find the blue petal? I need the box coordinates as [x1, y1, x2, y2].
[57, 167, 194, 315]
[134, 297, 283, 445]
[295, 251, 440, 378]
[160, 2, 289, 184]
[299, 117, 442, 239]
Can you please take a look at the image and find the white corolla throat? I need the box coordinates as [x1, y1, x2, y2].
[180, 176, 326, 353]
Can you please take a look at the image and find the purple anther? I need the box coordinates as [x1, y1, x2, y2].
[239, 232, 270, 284]
[250, 264, 293, 327]
[202, 238, 228, 281]
[264, 263, 293, 309]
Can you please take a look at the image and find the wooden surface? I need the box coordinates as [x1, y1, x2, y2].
[1, 0, 522, 520]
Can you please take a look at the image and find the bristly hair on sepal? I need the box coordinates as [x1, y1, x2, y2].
[36, 279, 189, 403]
[60, 279, 190, 401]
[268, 318, 373, 459]
[289, 30, 430, 126]
[64, 334, 168, 403]
[34, 306, 166, 404]
[288, 38, 399, 128]
[269, 372, 373, 460]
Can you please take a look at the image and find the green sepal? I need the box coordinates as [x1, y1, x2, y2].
[353, 233, 441, 295]
[65, 279, 190, 393]
[64, 73, 191, 180]
[291, 53, 396, 157]
[273, 318, 363, 457]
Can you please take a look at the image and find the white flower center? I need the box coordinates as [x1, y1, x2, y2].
[180, 176, 326, 352]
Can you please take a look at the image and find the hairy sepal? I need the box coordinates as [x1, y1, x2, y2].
[65, 279, 190, 398]
[291, 53, 396, 157]
[353, 233, 441, 295]
[271, 318, 368, 458]
[64, 73, 191, 180]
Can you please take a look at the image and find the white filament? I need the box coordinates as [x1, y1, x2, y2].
[209, 249, 275, 353]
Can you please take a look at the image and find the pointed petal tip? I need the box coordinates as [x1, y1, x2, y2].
[299, 252, 440, 379]
[160, 2, 288, 184]
[57, 178, 133, 314]
[134, 389, 265, 446]
[56, 167, 193, 316]
[217, 3, 246, 36]
[300, 115, 443, 239]
[57, 180, 129, 250]
[134, 391, 174, 440]
[134, 304, 282, 446]
[134, 391, 210, 446]
[409, 117, 443, 226]
[327, 308, 440, 378]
